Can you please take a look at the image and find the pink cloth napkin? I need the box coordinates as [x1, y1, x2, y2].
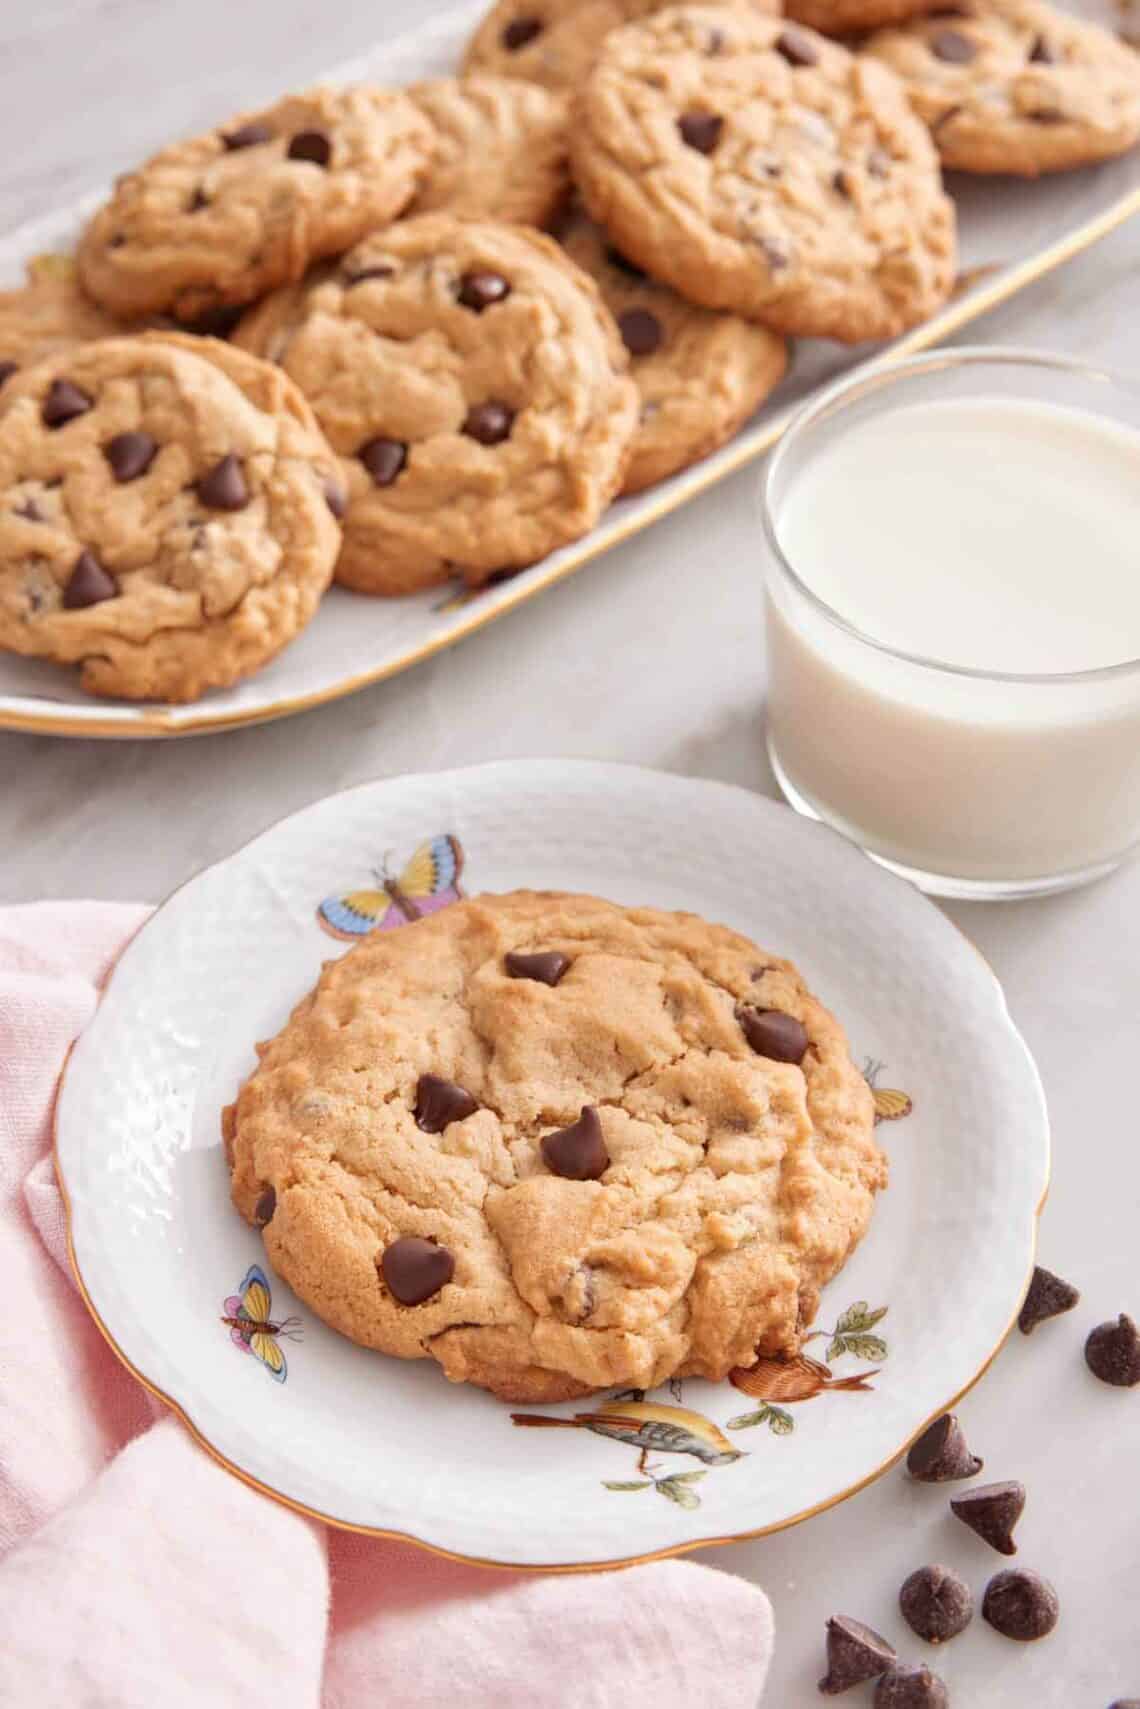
[0, 903, 774, 1709]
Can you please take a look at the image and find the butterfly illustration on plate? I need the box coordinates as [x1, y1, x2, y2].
[221, 1264, 303, 1385]
[317, 833, 465, 941]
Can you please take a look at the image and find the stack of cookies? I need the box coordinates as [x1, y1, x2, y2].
[1, 0, 1137, 702]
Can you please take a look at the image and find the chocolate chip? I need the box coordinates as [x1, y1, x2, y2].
[1085, 1313, 1140, 1386]
[254, 1186, 277, 1228]
[1028, 106, 1064, 123]
[618, 307, 663, 357]
[930, 27, 977, 59]
[196, 452, 249, 510]
[185, 303, 244, 339]
[1019, 1264, 1080, 1333]
[42, 377, 92, 428]
[108, 234, 127, 249]
[13, 498, 42, 522]
[605, 246, 646, 280]
[737, 1006, 808, 1064]
[950, 1480, 1025, 1554]
[414, 1074, 478, 1134]
[819, 1615, 896, 1695]
[222, 121, 273, 150]
[982, 1568, 1059, 1641]
[463, 401, 514, 445]
[1028, 33, 1056, 60]
[899, 1565, 974, 1643]
[1108, 1701, 1140, 1707]
[706, 25, 726, 53]
[380, 1236, 454, 1306]
[776, 28, 819, 65]
[288, 130, 331, 166]
[457, 270, 511, 312]
[832, 169, 851, 197]
[62, 550, 117, 610]
[867, 147, 891, 177]
[873, 1664, 949, 1708]
[0, 359, 17, 387]
[345, 263, 395, 284]
[541, 1107, 609, 1181]
[505, 950, 570, 986]
[502, 15, 542, 50]
[758, 237, 790, 272]
[189, 187, 210, 212]
[359, 437, 407, 487]
[678, 112, 723, 154]
[105, 430, 158, 483]
[324, 477, 347, 519]
[906, 1412, 983, 1482]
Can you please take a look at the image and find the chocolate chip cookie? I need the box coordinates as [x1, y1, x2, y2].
[464, 0, 775, 91]
[0, 334, 341, 702]
[572, 6, 957, 342]
[225, 891, 885, 1403]
[0, 258, 128, 391]
[234, 215, 638, 595]
[409, 75, 572, 226]
[863, 0, 1140, 175]
[558, 207, 787, 493]
[77, 85, 433, 323]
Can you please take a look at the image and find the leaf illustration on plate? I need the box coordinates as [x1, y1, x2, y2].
[766, 1405, 794, 1435]
[841, 1333, 889, 1362]
[657, 1476, 702, 1510]
[836, 1301, 887, 1334]
[666, 1469, 709, 1485]
[602, 1480, 654, 1492]
[725, 1403, 797, 1435]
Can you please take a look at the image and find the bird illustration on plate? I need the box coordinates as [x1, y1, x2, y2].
[512, 1400, 745, 1510]
[221, 1263, 302, 1385]
[317, 833, 464, 940]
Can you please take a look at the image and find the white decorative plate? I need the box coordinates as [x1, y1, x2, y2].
[57, 761, 1049, 1568]
[2, 1, 1138, 737]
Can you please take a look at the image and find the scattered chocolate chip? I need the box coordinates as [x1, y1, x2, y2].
[541, 1107, 609, 1181]
[776, 28, 819, 65]
[1028, 32, 1056, 60]
[1019, 1264, 1080, 1333]
[196, 452, 249, 510]
[324, 477, 347, 519]
[899, 1564, 974, 1643]
[982, 1568, 1059, 1641]
[873, 1664, 949, 1708]
[189, 187, 210, 213]
[502, 15, 542, 50]
[832, 169, 851, 197]
[380, 1235, 454, 1305]
[345, 263, 395, 284]
[950, 1479, 1025, 1555]
[458, 270, 511, 312]
[254, 1186, 277, 1227]
[463, 400, 515, 445]
[223, 121, 273, 150]
[605, 246, 647, 279]
[906, 1412, 983, 1482]
[1085, 1313, 1140, 1386]
[678, 112, 723, 154]
[62, 550, 117, 610]
[359, 436, 408, 487]
[505, 950, 570, 986]
[184, 303, 245, 339]
[737, 1006, 808, 1064]
[104, 430, 158, 483]
[288, 130, 331, 166]
[0, 359, 17, 387]
[930, 27, 977, 59]
[618, 307, 663, 357]
[819, 1615, 896, 1695]
[867, 147, 891, 178]
[13, 497, 43, 522]
[42, 377, 92, 429]
[414, 1073, 478, 1134]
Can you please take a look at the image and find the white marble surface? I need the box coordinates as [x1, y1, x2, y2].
[2, 3, 1139, 1703]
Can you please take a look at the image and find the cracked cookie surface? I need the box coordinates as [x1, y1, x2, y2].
[408, 75, 572, 226]
[225, 891, 885, 1403]
[0, 259, 128, 385]
[571, 5, 957, 342]
[863, 0, 1140, 175]
[234, 215, 638, 596]
[0, 333, 341, 702]
[77, 85, 433, 323]
[557, 206, 787, 493]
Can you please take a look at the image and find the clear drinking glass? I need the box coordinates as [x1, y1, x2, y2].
[762, 348, 1140, 900]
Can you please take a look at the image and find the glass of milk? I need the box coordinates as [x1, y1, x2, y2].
[762, 348, 1140, 899]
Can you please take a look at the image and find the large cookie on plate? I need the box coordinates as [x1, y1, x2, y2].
[225, 891, 886, 1403]
[0, 333, 341, 702]
[571, 5, 957, 342]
